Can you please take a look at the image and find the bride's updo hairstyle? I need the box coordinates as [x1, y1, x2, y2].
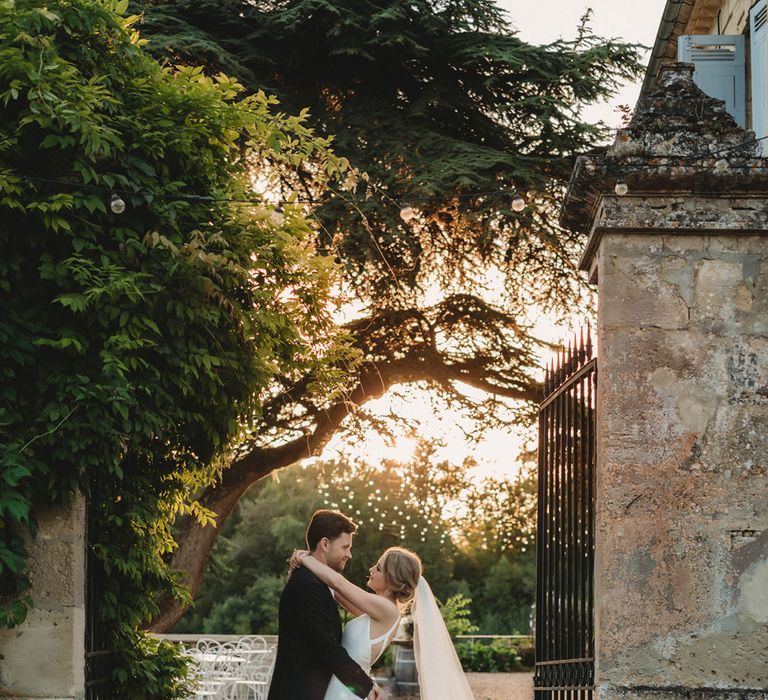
[380, 547, 422, 608]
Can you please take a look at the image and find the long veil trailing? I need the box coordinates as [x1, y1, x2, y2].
[412, 576, 475, 699]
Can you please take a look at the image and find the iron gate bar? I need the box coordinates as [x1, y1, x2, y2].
[587, 351, 595, 663]
[538, 360, 595, 410]
[563, 366, 578, 659]
[570, 375, 576, 660]
[535, 370, 548, 677]
[535, 329, 596, 700]
[85, 497, 114, 699]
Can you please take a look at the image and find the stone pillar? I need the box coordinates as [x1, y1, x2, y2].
[561, 64, 768, 699]
[0, 494, 86, 699]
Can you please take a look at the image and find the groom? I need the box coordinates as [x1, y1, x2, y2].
[267, 509, 381, 700]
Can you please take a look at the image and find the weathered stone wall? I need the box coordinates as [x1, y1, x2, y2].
[590, 194, 768, 699]
[0, 495, 85, 699]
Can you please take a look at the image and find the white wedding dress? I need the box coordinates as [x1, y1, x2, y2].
[324, 614, 399, 700]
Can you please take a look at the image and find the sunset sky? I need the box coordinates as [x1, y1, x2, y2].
[504, 0, 668, 125]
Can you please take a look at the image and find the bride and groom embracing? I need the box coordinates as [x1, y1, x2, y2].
[266, 509, 475, 700]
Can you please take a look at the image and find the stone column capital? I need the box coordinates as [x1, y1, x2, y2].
[579, 193, 768, 280]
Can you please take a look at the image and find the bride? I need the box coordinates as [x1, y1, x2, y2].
[290, 545, 475, 700]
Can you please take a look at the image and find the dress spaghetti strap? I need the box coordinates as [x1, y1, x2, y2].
[370, 616, 400, 645]
[368, 615, 400, 664]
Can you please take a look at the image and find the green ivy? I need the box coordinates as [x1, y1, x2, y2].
[0, 0, 352, 696]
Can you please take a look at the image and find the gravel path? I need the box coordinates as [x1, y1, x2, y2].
[394, 672, 533, 700]
[465, 672, 533, 700]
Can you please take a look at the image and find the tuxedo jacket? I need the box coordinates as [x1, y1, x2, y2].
[267, 566, 373, 700]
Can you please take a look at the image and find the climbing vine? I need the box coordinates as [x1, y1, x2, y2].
[0, 0, 353, 695]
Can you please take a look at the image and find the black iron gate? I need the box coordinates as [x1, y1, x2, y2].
[85, 500, 112, 699]
[534, 330, 596, 700]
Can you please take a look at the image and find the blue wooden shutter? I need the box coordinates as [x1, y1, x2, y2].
[678, 34, 746, 128]
[750, 0, 768, 147]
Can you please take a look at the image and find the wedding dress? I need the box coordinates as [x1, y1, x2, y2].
[323, 614, 399, 700]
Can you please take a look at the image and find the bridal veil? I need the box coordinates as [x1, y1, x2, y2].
[412, 576, 475, 699]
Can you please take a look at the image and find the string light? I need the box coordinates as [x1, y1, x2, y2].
[399, 203, 415, 222]
[8, 129, 768, 224]
[109, 193, 126, 214]
[269, 206, 284, 226]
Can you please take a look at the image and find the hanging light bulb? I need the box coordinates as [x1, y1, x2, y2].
[399, 203, 415, 222]
[511, 192, 526, 212]
[713, 158, 730, 174]
[614, 179, 629, 196]
[270, 206, 284, 226]
[110, 193, 126, 214]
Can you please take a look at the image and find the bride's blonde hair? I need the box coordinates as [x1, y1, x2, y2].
[380, 547, 422, 608]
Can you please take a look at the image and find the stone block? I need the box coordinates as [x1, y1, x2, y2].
[702, 403, 768, 476]
[658, 256, 694, 306]
[725, 337, 768, 402]
[596, 516, 768, 689]
[600, 232, 666, 257]
[692, 259, 753, 331]
[595, 520, 723, 657]
[661, 234, 710, 252]
[708, 234, 766, 255]
[738, 555, 768, 625]
[0, 497, 86, 699]
[0, 606, 85, 698]
[34, 496, 85, 541]
[600, 252, 690, 331]
[26, 540, 80, 608]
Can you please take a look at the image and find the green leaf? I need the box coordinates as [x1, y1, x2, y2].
[54, 293, 88, 312]
[0, 548, 26, 573]
[2, 465, 32, 487]
[0, 491, 30, 523]
[82, 194, 107, 214]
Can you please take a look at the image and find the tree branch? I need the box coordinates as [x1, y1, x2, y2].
[149, 348, 540, 630]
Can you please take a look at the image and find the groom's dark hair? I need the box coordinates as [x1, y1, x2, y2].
[306, 509, 357, 550]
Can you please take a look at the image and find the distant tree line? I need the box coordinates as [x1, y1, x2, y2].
[175, 443, 536, 636]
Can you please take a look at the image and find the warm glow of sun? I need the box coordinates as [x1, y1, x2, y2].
[325, 304, 588, 481]
[346, 432, 419, 465]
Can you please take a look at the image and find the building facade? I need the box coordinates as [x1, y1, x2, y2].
[646, 0, 768, 147]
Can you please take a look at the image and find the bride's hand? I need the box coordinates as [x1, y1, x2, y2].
[289, 549, 310, 570]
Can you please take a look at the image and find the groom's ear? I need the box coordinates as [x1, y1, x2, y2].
[318, 536, 329, 552]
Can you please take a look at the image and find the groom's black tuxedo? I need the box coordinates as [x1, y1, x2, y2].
[267, 566, 374, 700]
